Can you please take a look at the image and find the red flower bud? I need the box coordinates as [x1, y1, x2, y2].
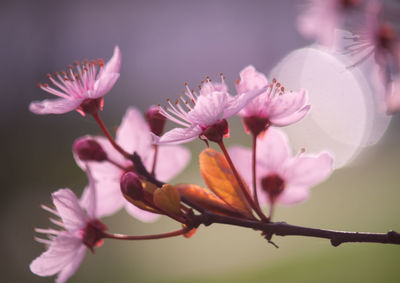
[73, 137, 107, 162]
[145, 105, 167, 136]
[120, 172, 144, 201]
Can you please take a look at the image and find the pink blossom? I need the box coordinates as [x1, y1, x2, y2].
[30, 180, 107, 283]
[29, 46, 121, 115]
[237, 66, 310, 133]
[297, 0, 362, 47]
[74, 106, 190, 222]
[154, 75, 267, 145]
[229, 128, 334, 206]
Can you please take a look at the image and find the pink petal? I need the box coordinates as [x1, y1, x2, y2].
[124, 202, 160, 223]
[256, 128, 291, 172]
[29, 98, 83, 115]
[284, 152, 334, 187]
[187, 92, 227, 126]
[385, 76, 400, 114]
[102, 45, 122, 75]
[228, 145, 253, 191]
[223, 85, 268, 118]
[236, 65, 268, 94]
[266, 89, 308, 121]
[80, 179, 125, 218]
[55, 245, 86, 283]
[79, 167, 97, 219]
[52, 189, 88, 232]
[277, 185, 310, 205]
[30, 233, 84, 277]
[270, 105, 311, 126]
[87, 73, 120, 99]
[155, 125, 202, 145]
[147, 145, 191, 182]
[116, 106, 152, 157]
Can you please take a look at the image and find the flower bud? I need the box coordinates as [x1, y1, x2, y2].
[73, 137, 107, 162]
[145, 105, 167, 136]
[120, 171, 144, 201]
[203, 119, 229, 143]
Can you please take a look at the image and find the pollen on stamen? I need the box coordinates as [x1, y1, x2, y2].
[43, 83, 49, 87]
[97, 59, 104, 66]
[68, 65, 73, 69]
[198, 85, 202, 90]
[175, 99, 179, 105]
[46, 73, 52, 79]
[90, 60, 96, 65]
[74, 60, 79, 66]
[37, 82, 42, 88]
[82, 59, 88, 65]
[272, 78, 277, 84]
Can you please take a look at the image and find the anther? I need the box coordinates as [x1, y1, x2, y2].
[74, 60, 79, 66]
[68, 65, 73, 69]
[272, 78, 277, 83]
[46, 73, 52, 79]
[43, 83, 49, 87]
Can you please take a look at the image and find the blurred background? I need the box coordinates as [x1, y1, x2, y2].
[2, 0, 400, 282]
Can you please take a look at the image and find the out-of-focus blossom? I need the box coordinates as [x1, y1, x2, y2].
[155, 75, 267, 145]
[229, 128, 334, 206]
[236, 65, 310, 135]
[297, 0, 363, 47]
[74, 107, 190, 222]
[29, 46, 121, 115]
[342, 1, 400, 113]
[30, 182, 107, 283]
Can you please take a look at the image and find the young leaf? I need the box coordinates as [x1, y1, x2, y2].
[153, 184, 182, 216]
[199, 148, 254, 218]
[176, 184, 248, 217]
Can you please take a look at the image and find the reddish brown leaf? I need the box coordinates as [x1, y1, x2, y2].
[153, 184, 182, 216]
[176, 184, 245, 217]
[199, 148, 254, 218]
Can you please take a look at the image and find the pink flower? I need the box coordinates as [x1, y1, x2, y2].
[229, 127, 334, 206]
[30, 182, 107, 283]
[74, 106, 190, 222]
[29, 46, 121, 115]
[237, 66, 310, 134]
[155, 75, 267, 145]
[297, 0, 362, 46]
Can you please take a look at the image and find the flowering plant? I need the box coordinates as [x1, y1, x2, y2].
[28, 43, 400, 283]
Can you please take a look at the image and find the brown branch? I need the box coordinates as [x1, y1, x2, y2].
[131, 151, 400, 247]
[190, 213, 400, 247]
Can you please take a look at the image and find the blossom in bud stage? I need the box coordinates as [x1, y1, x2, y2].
[73, 137, 107, 162]
[30, 179, 107, 283]
[297, 0, 363, 47]
[120, 171, 144, 201]
[237, 66, 310, 136]
[145, 105, 167, 136]
[74, 106, 190, 222]
[29, 46, 121, 115]
[154, 74, 268, 145]
[229, 128, 334, 206]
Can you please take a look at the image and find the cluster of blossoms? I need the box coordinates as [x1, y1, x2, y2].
[297, 0, 400, 114]
[29, 47, 334, 282]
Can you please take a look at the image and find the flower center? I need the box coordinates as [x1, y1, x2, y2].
[377, 22, 396, 51]
[261, 174, 285, 203]
[38, 59, 105, 100]
[82, 219, 108, 252]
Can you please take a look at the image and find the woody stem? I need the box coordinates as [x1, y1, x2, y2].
[217, 140, 268, 222]
[91, 111, 131, 159]
[102, 227, 189, 241]
[252, 133, 262, 215]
